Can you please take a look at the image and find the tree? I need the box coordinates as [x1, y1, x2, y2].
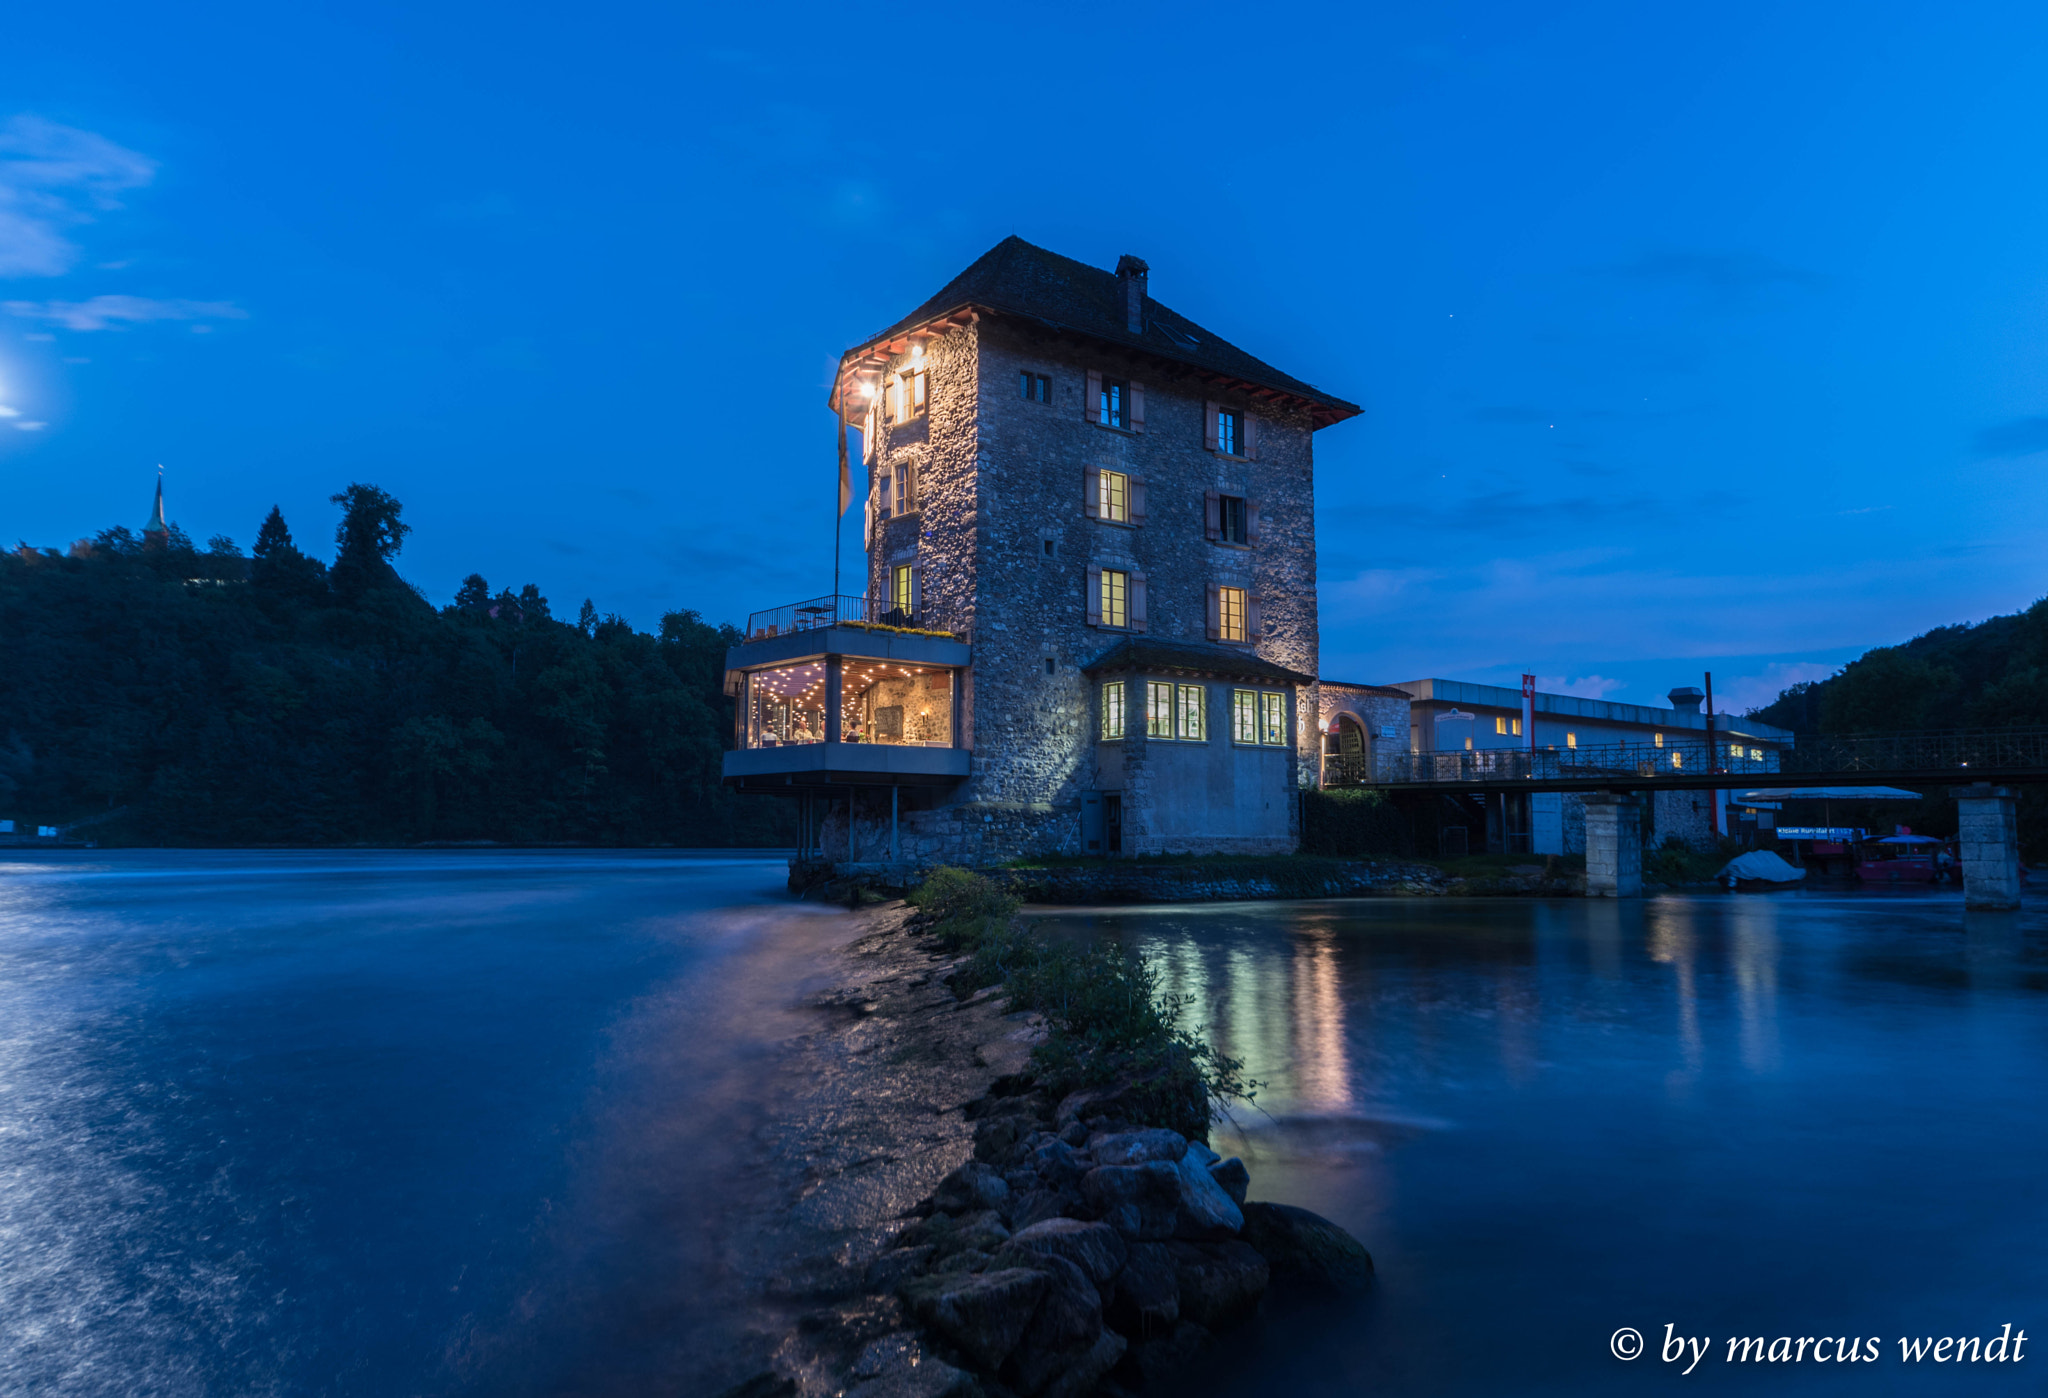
[251, 505, 327, 594]
[328, 483, 412, 599]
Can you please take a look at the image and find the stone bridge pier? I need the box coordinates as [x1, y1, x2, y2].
[1950, 783, 2022, 910]
[1582, 793, 1643, 898]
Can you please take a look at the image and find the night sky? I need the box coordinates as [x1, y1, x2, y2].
[4, 2, 2046, 712]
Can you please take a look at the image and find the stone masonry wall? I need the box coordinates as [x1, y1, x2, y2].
[850, 317, 1325, 866]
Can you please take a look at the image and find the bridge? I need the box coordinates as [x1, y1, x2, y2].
[1322, 726, 2048, 908]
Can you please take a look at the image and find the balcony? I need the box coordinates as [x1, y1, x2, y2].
[723, 594, 972, 791]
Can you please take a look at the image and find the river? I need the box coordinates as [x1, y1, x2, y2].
[1, 853, 2042, 1395]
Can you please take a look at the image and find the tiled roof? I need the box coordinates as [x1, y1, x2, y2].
[840, 237, 1360, 426]
[1082, 636, 1313, 685]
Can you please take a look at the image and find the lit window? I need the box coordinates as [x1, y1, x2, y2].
[1233, 689, 1259, 744]
[1262, 692, 1286, 745]
[889, 367, 926, 421]
[1101, 680, 1125, 740]
[891, 565, 914, 617]
[746, 661, 827, 748]
[1654, 732, 1664, 748]
[1177, 684, 1205, 741]
[1100, 568, 1128, 628]
[1218, 586, 1248, 642]
[1671, 751, 1684, 769]
[1100, 378, 1126, 427]
[1217, 408, 1241, 456]
[1730, 742, 1743, 759]
[1464, 738, 1473, 751]
[1512, 718, 1522, 736]
[1495, 716, 1507, 735]
[1749, 747, 1763, 761]
[1147, 681, 1173, 737]
[1099, 469, 1130, 522]
[1567, 732, 1577, 749]
[1020, 371, 1050, 402]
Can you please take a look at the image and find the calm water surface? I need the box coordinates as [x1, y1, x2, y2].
[4, 854, 2044, 1395]
[1033, 891, 2048, 1395]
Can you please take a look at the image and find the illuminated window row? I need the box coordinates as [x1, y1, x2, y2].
[1100, 681, 1287, 747]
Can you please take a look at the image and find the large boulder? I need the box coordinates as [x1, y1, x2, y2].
[974, 1115, 1032, 1166]
[1117, 1319, 1216, 1390]
[996, 1218, 1128, 1287]
[1006, 1187, 1081, 1232]
[1166, 1239, 1269, 1328]
[1207, 1158, 1250, 1207]
[1169, 1152, 1243, 1238]
[1079, 1162, 1181, 1240]
[1104, 1240, 1179, 1338]
[901, 1209, 1010, 1260]
[1031, 1136, 1090, 1189]
[1004, 1254, 1102, 1395]
[900, 1267, 1050, 1372]
[1238, 1201, 1374, 1293]
[933, 1162, 1011, 1215]
[1039, 1329, 1126, 1398]
[1087, 1128, 1188, 1166]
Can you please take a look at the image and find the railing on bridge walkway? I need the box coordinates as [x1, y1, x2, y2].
[1325, 726, 2048, 790]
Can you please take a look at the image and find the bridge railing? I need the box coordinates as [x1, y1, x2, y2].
[1327, 726, 2048, 789]
[1330, 738, 1772, 788]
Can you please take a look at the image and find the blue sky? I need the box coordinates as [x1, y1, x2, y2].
[4, 1, 2047, 714]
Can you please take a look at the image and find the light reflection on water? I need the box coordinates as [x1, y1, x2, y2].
[0, 849, 830, 1398]
[1028, 891, 2048, 1395]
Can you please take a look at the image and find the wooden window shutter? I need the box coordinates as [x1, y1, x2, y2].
[1085, 370, 1102, 423]
[1206, 584, 1222, 640]
[1086, 566, 1104, 626]
[1247, 591, 1263, 640]
[1246, 497, 1262, 545]
[1083, 466, 1101, 518]
[1204, 401, 1220, 452]
[1130, 382, 1146, 433]
[1130, 476, 1147, 526]
[1130, 572, 1148, 632]
[863, 401, 877, 464]
[910, 563, 922, 616]
[905, 458, 918, 512]
[1204, 490, 1221, 540]
[1245, 415, 1259, 460]
[863, 495, 875, 551]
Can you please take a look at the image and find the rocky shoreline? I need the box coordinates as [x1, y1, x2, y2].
[800, 857, 1590, 904]
[719, 902, 1373, 1398]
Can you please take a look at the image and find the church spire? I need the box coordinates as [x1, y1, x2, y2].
[143, 465, 168, 538]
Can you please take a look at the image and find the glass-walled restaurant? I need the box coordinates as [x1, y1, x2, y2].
[745, 659, 957, 749]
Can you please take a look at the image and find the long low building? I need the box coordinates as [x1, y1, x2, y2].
[1320, 676, 1795, 855]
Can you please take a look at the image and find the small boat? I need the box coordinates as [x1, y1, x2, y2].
[1717, 850, 1807, 891]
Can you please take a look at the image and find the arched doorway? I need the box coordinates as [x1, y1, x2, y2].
[1323, 712, 1369, 784]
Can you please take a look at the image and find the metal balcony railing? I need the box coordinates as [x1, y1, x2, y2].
[742, 593, 964, 643]
[1324, 726, 2048, 789]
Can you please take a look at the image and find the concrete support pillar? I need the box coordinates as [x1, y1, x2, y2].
[1950, 784, 2021, 910]
[1582, 793, 1643, 898]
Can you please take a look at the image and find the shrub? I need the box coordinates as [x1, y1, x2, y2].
[908, 866, 1255, 1140]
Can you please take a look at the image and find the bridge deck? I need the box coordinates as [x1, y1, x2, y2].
[1327, 728, 2048, 795]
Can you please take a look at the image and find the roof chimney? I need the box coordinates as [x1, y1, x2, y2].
[1115, 254, 1149, 334]
[1667, 686, 1705, 713]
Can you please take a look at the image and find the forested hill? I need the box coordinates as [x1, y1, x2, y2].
[0, 485, 790, 847]
[1750, 597, 2048, 736]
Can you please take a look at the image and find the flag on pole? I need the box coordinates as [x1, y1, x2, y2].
[837, 411, 853, 516]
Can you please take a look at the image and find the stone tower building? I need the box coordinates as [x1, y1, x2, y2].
[724, 237, 1359, 865]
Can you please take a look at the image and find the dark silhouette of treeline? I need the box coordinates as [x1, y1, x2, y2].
[1, 484, 791, 847]
[1749, 595, 2047, 854]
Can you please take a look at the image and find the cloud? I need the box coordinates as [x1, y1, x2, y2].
[1600, 250, 1825, 299]
[4, 295, 245, 331]
[0, 115, 157, 277]
[1973, 416, 2048, 458]
[14, 420, 46, 431]
[1716, 661, 1841, 714]
[0, 404, 16, 417]
[1536, 674, 1626, 699]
